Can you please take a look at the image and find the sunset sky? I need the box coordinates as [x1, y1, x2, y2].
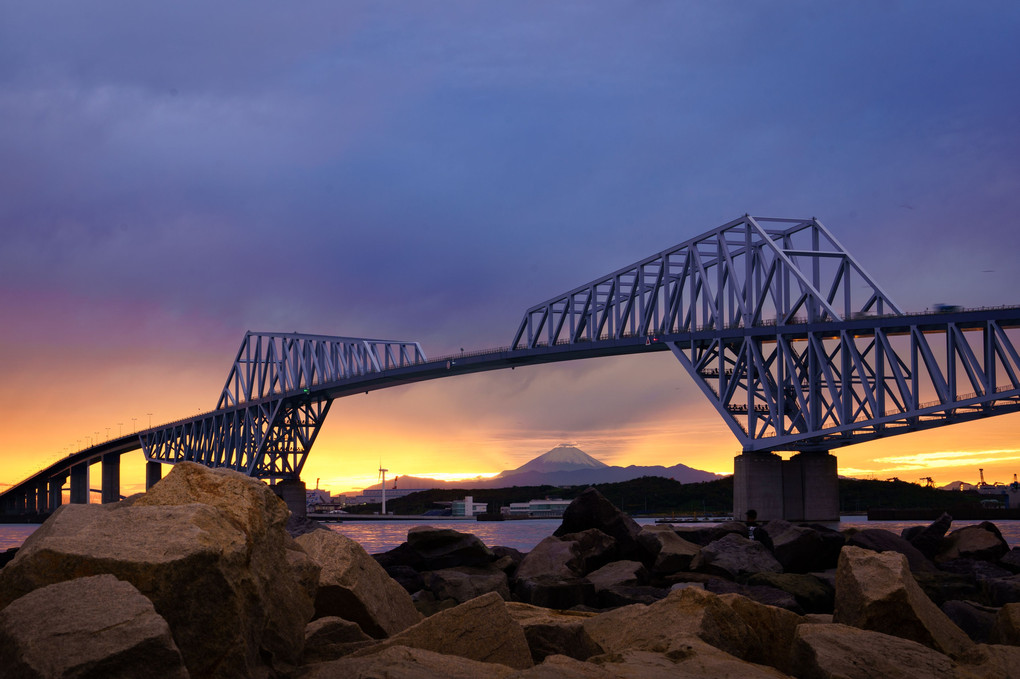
[2, 2, 1019, 497]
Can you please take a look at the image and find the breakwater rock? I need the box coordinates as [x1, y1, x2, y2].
[3, 475, 1020, 678]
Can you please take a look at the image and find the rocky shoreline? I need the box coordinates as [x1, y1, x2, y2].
[2, 463, 1020, 677]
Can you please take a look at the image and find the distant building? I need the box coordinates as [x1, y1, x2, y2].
[451, 495, 489, 517]
[507, 498, 572, 517]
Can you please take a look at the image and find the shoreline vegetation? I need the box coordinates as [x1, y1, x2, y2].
[2, 462, 1020, 677]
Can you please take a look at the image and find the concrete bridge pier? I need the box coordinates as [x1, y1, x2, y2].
[101, 453, 120, 504]
[272, 479, 307, 519]
[733, 450, 839, 522]
[48, 474, 66, 513]
[145, 461, 163, 490]
[70, 462, 89, 504]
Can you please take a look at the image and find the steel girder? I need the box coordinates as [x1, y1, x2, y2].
[141, 395, 332, 479]
[218, 331, 427, 408]
[668, 316, 1020, 452]
[143, 331, 427, 480]
[512, 216, 902, 350]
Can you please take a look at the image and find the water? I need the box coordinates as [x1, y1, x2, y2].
[4, 517, 1020, 554]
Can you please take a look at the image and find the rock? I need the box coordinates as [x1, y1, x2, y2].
[938, 523, 1010, 563]
[586, 560, 647, 591]
[1000, 547, 1020, 574]
[560, 528, 619, 573]
[913, 570, 984, 607]
[0, 574, 188, 679]
[905, 512, 953, 560]
[302, 616, 374, 663]
[941, 600, 998, 644]
[746, 572, 834, 614]
[705, 579, 803, 615]
[938, 558, 1013, 580]
[296, 644, 516, 679]
[847, 528, 934, 572]
[982, 574, 1020, 606]
[295, 528, 422, 638]
[405, 526, 496, 569]
[638, 525, 701, 574]
[583, 585, 801, 672]
[516, 574, 598, 609]
[968, 644, 1020, 679]
[767, 521, 844, 573]
[0, 493, 312, 677]
[992, 602, 1020, 645]
[672, 521, 748, 547]
[410, 589, 458, 617]
[553, 488, 646, 561]
[516, 536, 581, 580]
[834, 545, 977, 661]
[351, 591, 533, 669]
[691, 533, 783, 579]
[505, 602, 603, 662]
[425, 565, 510, 603]
[790, 622, 959, 679]
[492, 545, 525, 576]
[597, 585, 669, 608]
[383, 564, 426, 594]
[589, 644, 795, 678]
[0, 548, 16, 569]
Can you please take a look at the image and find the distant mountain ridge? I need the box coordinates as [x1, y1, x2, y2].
[358, 444, 722, 492]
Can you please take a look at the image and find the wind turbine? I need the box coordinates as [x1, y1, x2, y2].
[378, 464, 388, 515]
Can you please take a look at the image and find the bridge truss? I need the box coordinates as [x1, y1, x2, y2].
[141, 332, 427, 479]
[512, 216, 1020, 452]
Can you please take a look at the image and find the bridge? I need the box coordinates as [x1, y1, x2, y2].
[4, 215, 1019, 521]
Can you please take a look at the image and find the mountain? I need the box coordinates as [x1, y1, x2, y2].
[499, 444, 609, 475]
[939, 480, 978, 491]
[352, 445, 723, 494]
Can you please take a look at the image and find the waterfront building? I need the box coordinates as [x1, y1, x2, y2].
[507, 498, 572, 517]
[451, 495, 489, 517]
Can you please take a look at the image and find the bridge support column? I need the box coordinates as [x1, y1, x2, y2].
[48, 475, 66, 513]
[145, 461, 163, 490]
[733, 451, 839, 522]
[734, 452, 785, 522]
[101, 453, 121, 504]
[70, 462, 89, 504]
[272, 480, 307, 519]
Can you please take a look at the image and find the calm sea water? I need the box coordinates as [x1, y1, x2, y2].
[3, 517, 1019, 554]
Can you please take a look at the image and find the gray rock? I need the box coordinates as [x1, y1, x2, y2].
[981, 573, 1020, 606]
[516, 536, 581, 580]
[904, 512, 952, 560]
[296, 645, 516, 679]
[938, 522, 1010, 563]
[302, 616, 374, 663]
[405, 526, 496, 569]
[505, 602, 603, 662]
[1000, 547, 1020, 574]
[553, 488, 647, 561]
[768, 521, 843, 573]
[847, 528, 934, 572]
[638, 525, 701, 574]
[596, 584, 669, 608]
[690, 532, 783, 579]
[425, 565, 510, 603]
[941, 600, 998, 643]
[746, 571, 834, 614]
[586, 560, 647, 591]
[515, 574, 598, 609]
[295, 529, 422, 638]
[791, 622, 959, 679]
[703, 579, 803, 614]
[559, 528, 618, 574]
[0, 575, 187, 679]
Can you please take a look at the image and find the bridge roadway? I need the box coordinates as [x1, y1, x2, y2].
[5, 304, 1020, 520]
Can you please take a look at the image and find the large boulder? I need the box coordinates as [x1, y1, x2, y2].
[790, 622, 960, 679]
[515, 536, 580, 580]
[295, 529, 421, 638]
[704, 579, 803, 614]
[941, 600, 999, 644]
[301, 616, 374, 663]
[638, 525, 701, 574]
[586, 560, 647, 592]
[0, 574, 188, 679]
[296, 645, 516, 679]
[691, 533, 783, 579]
[937, 523, 1010, 563]
[583, 585, 802, 672]
[425, 565, 511, 603]
[505, 602, 603, 663]
[554, 488, 646, 561]
[766, 521, 843, 573]
[350, 591, 533, 669]
[847, 528, 933, 572]
[404, 526, 495, 569]
[672, 521, 748, 547]
[559, 528, 619, 573]
[904, 512, 953, 560]
[746, 572, 834, 614]
[590, 643, 795, 679]
[0, 463, 316, 678]
[992, 602, 1020, 645]
[834, 545, 977, 661]
[515, 575, 598, 609]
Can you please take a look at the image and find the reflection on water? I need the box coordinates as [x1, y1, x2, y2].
[2, 516, 1020, 554]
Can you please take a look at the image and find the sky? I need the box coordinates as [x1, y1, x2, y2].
[1, 1, 1019, 496]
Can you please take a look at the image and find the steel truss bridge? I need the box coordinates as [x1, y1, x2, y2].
[4, 216, 1020, 516]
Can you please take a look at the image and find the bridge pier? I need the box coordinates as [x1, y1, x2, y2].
[733, 451, 839, 522]
[101, 453, 120, 504]
[70, 462, 89, 504]
[272, 480, 307, 519]
[145, 461, 163, 490]
[48, 474, 66, 513]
